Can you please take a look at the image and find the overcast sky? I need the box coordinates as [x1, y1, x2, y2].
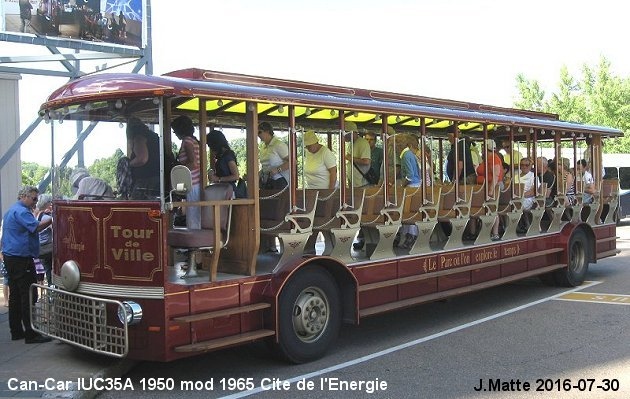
[9, 0, 630, 165]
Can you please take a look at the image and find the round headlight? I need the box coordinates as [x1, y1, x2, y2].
[60, 260, 81, 291]
[117, 301, 143, 326]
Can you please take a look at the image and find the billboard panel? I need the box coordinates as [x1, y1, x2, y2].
[2, 0, 145, 48]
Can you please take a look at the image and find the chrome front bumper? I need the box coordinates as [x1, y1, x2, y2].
[31, 284, 128, 357]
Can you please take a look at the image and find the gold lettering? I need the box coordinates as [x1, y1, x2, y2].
[110, 225, 122, 237]
[111, 248, 155, 262]
[110, 226, 154, 240]
[503, 245, 520, 257]
[112, 248, 123, 260]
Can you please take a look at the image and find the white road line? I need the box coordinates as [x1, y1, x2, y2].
[218, 281, 601, 399]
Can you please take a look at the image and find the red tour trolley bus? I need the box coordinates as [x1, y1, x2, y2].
[32, 68, 622, 363]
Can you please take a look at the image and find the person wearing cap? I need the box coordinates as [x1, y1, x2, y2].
[303, 131, 337, 189]
[172, 115, 201, 229]
[70, 168, 114, 200]
[258, 122, 290, 189]
[1, 186, 53, 344]
[126, 117, 161, 199]
[344, 121, 372, 187]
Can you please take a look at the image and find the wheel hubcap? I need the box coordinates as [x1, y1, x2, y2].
[292, 287, 329, 343]
[570, 241, 585, 274]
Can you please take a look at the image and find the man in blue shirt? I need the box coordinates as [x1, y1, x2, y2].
[1, 186, 53, 344]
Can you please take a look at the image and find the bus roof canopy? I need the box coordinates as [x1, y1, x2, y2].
[41, 68, 623, 138]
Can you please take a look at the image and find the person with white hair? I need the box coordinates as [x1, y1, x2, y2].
[71, 168, 114, 200]
[1, 186, 53, 343]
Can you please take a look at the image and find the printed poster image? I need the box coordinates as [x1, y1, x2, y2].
[1, 0, 144, 49]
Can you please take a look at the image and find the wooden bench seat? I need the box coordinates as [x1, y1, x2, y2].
[597, 179, 619, 224]
[259, 188, 318, 266]
[585, 180, 603, 225]
[497, 181, 524, 240]
[468, 183, 501, 245]
[437, 184, 474, 250]
[524, 182, 547, 236]
[402, 185, 442, 254]
[325, 189, 366, 262]
[304, 188, 341, 255]
[358, 186, 404, 260]
[546, 192, 570, 233]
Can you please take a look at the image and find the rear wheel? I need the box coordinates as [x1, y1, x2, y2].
[276, 266, 341, 363]
[553, 229, 589, 287]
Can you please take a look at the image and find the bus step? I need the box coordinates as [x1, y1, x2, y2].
[174, 329, 276, 353]
[172, 303, 271, 323]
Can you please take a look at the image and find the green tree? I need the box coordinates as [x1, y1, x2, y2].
[89, 148, 124, 189]
[22, 162, 49, 187]
[514, 57, 630, 152]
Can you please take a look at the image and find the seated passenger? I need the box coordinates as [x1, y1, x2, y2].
[576, 159, 597, 204]
[71, 168, 114, 200]
[476, 139, 503, 240]
[519, 158, 537, 211]
[536, 157, 555, 207]
[548, 158, 576, 206]
[560, 158, 576, 205]
[207, 129, 240, 194]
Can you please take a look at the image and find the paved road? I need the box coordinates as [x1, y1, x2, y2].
[94, 224, 630, 399]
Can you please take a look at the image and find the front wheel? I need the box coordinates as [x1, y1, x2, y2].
[553, 229, 589, 287]
[276, 266, 341, 363]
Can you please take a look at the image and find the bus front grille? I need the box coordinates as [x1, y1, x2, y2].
[31, 284, 128, 358]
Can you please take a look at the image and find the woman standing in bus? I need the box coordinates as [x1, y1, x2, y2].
[258, 122, 289, 189]
[207, 129, 240, 194]
[126, 118, 161, 199]
[303, 131, 337, 189]
[172, 116, 201, 229]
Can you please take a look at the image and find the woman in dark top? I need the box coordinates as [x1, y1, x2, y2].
[206, 129, 240, 195]
[126, 117, 161, 199]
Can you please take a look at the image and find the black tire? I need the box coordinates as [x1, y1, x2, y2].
[553, 229, 589, 287]
[276, 266, 341, 363]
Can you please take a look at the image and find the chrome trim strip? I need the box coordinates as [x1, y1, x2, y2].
[52, 275, 165, 299]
